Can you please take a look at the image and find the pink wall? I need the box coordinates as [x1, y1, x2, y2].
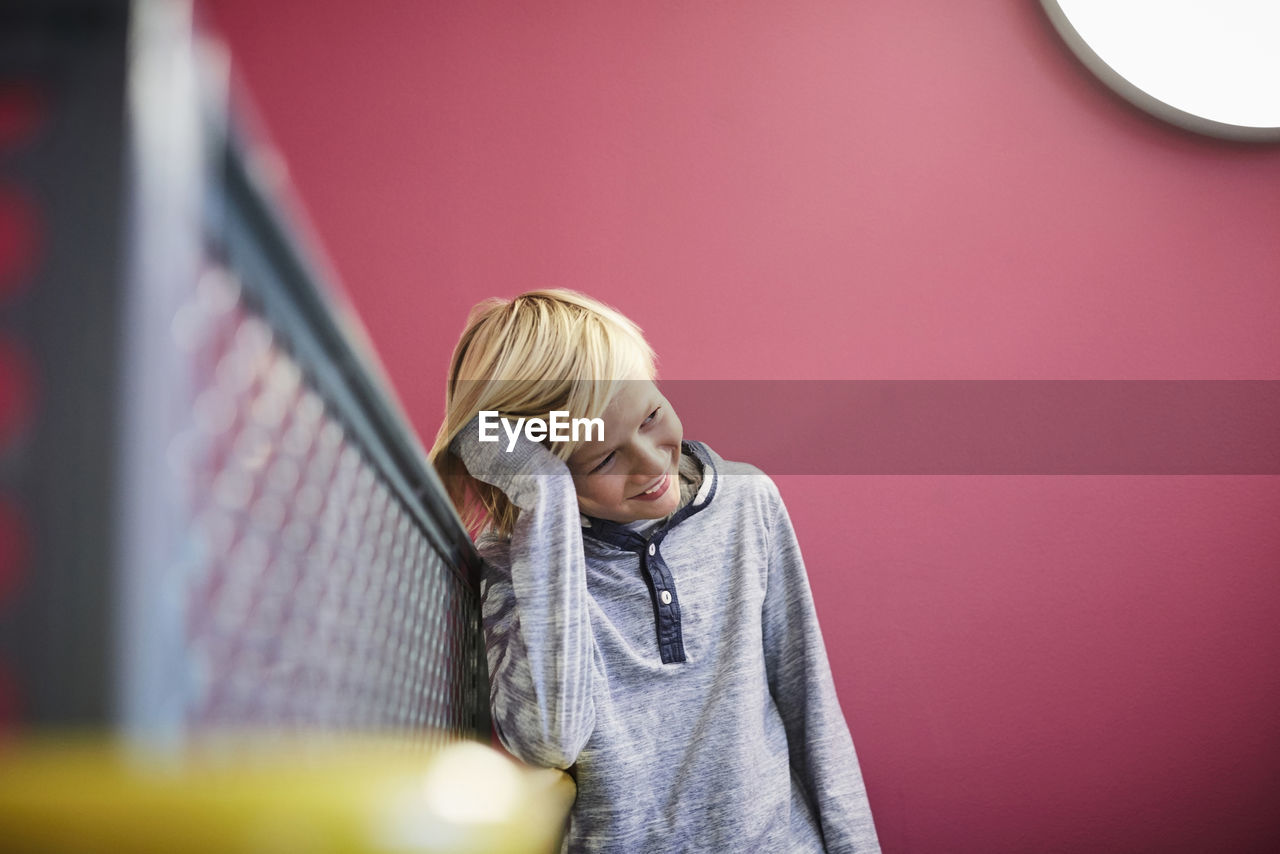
[208, 1, 1280, 851]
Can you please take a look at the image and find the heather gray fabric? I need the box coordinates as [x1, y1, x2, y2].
[451, 427, 880, 853]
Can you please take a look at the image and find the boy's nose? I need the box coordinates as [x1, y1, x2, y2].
[633, 441, 671, 477]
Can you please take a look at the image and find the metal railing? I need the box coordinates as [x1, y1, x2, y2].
[1, 0, 489, 746]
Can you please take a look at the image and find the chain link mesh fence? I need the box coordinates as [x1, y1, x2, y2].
[164, 266, 484, 743]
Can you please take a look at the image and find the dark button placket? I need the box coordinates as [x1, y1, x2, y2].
[583, 441, 718, 665]
[642, 532, 686, 663]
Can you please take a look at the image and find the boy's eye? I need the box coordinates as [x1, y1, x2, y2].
[585, 408, 660, 474]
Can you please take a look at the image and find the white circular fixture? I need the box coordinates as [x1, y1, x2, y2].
[1041, 0, 1280, 141]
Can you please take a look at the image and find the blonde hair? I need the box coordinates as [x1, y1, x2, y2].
[429, 289, 656, 538]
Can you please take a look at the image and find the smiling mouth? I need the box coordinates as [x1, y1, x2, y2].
[631, 473, 672, 501]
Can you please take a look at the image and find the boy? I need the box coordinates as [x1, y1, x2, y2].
[430, 290, 879, 852]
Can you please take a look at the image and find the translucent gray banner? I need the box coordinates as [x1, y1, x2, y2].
[451, 381, 1280, 475]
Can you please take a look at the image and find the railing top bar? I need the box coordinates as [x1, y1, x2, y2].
[216, 123, 481, 585]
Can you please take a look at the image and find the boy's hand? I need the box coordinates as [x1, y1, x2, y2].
[450, 413, 570, 499]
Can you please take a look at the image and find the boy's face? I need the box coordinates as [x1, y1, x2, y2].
[567, 377, 684, 523]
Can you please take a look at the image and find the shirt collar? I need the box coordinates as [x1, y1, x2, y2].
[581, 441, 718, 552]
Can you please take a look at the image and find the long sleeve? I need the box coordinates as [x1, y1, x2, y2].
[761, 486, 881, 853]
[453, 428, 597, 769]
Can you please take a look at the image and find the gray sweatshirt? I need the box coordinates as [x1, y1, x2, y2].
[455, 433, 880, 853]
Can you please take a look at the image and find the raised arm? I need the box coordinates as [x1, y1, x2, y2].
[451, 421, 596, 769]
[760, 484, 881, 853]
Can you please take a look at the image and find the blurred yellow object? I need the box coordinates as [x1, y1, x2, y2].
[0, 734, 574, 853]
